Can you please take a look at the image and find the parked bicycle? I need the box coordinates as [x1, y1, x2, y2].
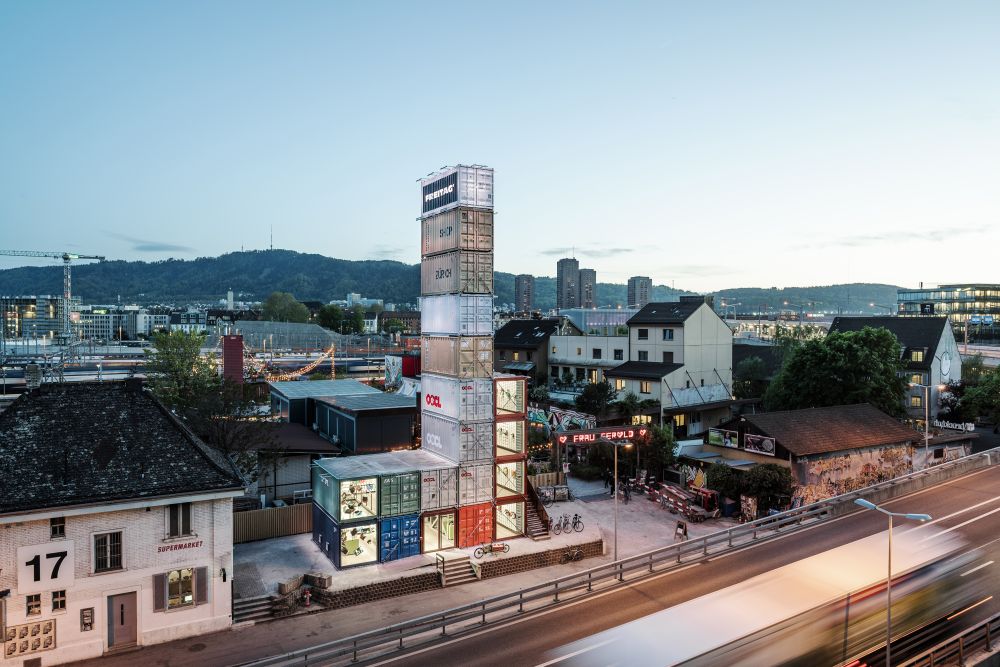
[571, 513, 585, 532]
[550, 513, 570, 535]
[473, 541, 510, 559]
[560, 548, 584, 564]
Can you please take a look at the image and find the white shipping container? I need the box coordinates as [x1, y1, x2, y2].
[421, 251, 493, 296]
[422, 336, 493, 379]
[422, 413, 493, 463]
[422, 208, 494, 257]
[420, 295, 493, 336]
[421, 374, 493, 422]
[458, 462, 494, 505]
[420, 165, 494, 217]
[419, 464, 459, 511]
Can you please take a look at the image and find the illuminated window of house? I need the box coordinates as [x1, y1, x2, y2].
[911, 395, 922, 408]
[631, 415, 652, 425]
[911, 349, 925, 362]
[674, 414, 686, 427]
[909, 373, 924, 384]
[513, 351, 520, 361]
[615, 379, 625, 391]
[640, 381, 651, 394]
[168, 568, 195, 608]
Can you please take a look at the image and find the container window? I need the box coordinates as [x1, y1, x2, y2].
[340, 524, 378, 567]
[341, 478, 378, 520]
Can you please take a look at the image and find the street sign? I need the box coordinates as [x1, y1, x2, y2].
[554, 426, 649, 445]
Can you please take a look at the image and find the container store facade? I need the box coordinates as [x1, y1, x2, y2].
[420, 250, 494, 296]
[379, 514, 420, 562]
[457, 502, 494, 548]
[312, 503, 379, 569]
[421, 335, 494, 378]
[420, 294, 493, 336]
[421, 375, 493, 422]
[458, 462, 494, 505]
[422, 412, 493, 463]
[421, 208, 494, 256]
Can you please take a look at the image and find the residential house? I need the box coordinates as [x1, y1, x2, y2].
[493, 317, 561, 385]
[0, 381, 244, 663]
[606, 297, 734, 437]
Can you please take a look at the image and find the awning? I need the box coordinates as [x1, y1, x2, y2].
[504, 362, 536, 372]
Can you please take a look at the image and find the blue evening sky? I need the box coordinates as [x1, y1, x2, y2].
[2, 1, 998, 292]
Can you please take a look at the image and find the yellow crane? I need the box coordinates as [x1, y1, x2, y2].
[0, 250, 106, 341]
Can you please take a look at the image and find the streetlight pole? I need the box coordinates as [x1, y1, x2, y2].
[611, 440, 634, 564]
[854, 499, 931, 667]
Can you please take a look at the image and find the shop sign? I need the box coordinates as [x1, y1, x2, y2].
[17, 542, 75, 595]
[157, 540, 203, 553]
[554, 426, 648, 445]
[708, 428, 738, 449]
[744, 434, 776, 456]
[422, 172, 458, 214]
[932, 419, 975, 432]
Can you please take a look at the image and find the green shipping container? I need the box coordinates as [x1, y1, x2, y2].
[380, 472, 421, 517]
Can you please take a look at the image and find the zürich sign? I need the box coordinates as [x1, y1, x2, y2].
[555, 427, 649, 445]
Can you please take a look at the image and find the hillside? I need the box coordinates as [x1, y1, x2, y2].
[0, 250, 901, 313]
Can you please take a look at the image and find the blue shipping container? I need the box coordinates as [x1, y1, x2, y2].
[313, 502, 341, 567]
[380, 514, 420, 562]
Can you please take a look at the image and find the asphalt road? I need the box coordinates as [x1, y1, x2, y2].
[374, 466, 1000, 667]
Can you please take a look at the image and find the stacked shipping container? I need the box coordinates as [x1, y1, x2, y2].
[419, 165, 501, 550]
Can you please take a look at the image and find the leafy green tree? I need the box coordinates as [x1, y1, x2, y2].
[529, 385, 550, 403]
[639, 424, 676, 479]
[616, 391, 641, 422]
[262, 291, 309, 323]
[345, 306, 366, 334]
[733, 356, 768, 399]
[575, 380, 619, 416]
[962, 368, 1000, 430]
[317, 304, 344, 330]
[145, 331, 277, 482]
[706, 462, 742, 501]
[764, 326, 906, 416]
[962, 353, 987, 386]
[743, 464, 793, 512]
[381, 318, 405, 334]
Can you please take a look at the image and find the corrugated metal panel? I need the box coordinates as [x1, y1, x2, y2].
[420, 295, 493, 336]
[421, 374, 493, 422]
[379, 514, 421, 562]
[421, 251, 493, 296]
[421, 336, 493, 379]
[420, 165, 494, 217]
[312, 503, 340, 568]
[421, 413, 493, 463]
[379, 472, 421, 517]
[458, 462, 494, 505]
[419, 465, 459, 511]
[311, 465, 340, 521]
[422, 208, 494, 256]
[457, 502, 494, 548]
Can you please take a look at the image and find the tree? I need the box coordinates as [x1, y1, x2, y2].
[706, 462, 742, 501]
[574, 381, 619, 416]
[381, 318, 405, 334]
[145, 331, 277, 483]
[344, 306, 366, 334]
[764, 326, 906, 416]
[743, 464, 793, 512]
[963, 353, 988, 386]
[962, 368, 1000, 430]
[640, 424, 676, 479]
[733, 356, 768, 399]
[262, 291, 309, 323]
[317, 304, 344, 331]
[616, 391, 641, 423]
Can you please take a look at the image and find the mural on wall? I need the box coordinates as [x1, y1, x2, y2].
[793, 445, 913, 505]
[527, 405, 596, 435]
[384, 355, 403, 390]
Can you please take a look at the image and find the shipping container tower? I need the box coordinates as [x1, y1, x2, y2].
[419, 165, 529, 548]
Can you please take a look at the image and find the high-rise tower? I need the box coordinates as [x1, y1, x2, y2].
[556, 258, 579, 309]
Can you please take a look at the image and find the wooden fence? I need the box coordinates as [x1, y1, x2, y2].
[234, 502, 312, 544]
[527, 472, 565, 488]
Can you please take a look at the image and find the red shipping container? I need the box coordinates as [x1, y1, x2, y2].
[457, 502, 494, 548]
[402, 354, 421, 378]
[222, 335, 244, 384]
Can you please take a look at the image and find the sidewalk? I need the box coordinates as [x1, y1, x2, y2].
[79, 477, 734, 667]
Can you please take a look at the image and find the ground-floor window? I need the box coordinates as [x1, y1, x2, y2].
[340, 523, 378, 567]
[168, 568, 195, 609]
[422, 512, 456, 552]
[496, 502, 524, 539]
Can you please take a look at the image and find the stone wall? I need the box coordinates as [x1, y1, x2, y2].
[479, 540, 604, 579]
[311, 572, 441, 610]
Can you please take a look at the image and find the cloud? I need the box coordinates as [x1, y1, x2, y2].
[537, 245, 640, 258]
[368, 244, 407, 260]
[795, 225, 988, 250]
[105, 231, 194, 253]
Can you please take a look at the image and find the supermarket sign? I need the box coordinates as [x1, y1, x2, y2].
[555, 427, 649, 445]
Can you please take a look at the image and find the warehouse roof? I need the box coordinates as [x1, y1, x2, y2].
[737, 404, 916, 457]
[828, 316, 950, 371]
[269, 379, 381, 400]
[0, 381, 244, 515]
[315, 450, 456, 478]
[314, 393, 416, 414]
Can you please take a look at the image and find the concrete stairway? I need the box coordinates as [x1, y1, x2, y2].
[439, 555, 478, 587]
[525, 500, 550, 541]
[233, 594, 273, 624]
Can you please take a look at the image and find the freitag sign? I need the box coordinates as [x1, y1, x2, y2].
[555, 427, 649, 445]
[422, 172, 459, 214]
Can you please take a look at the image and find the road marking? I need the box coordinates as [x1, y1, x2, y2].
[922, 493, 1000, 526]
[960, 560, 994, 577]
[919, 505, 1000, 542]
[532, 639, 615, 667]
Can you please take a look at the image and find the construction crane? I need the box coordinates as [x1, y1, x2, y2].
[0, 250, 106, 342]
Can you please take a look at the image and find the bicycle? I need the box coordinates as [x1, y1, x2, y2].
[550, 513, 571, 535]
[560, 548, 584, 564]
[473, 542, 510, 559]
[571, 513, 584, 532]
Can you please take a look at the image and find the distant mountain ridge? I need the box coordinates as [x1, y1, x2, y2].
[0, 250, 901, 313]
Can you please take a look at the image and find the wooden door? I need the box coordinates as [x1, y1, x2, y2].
[107, 592, 137, 649]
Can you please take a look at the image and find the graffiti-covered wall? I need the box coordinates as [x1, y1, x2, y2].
[792, 444, 912, 505]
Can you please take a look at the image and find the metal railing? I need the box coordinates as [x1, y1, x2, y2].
[900, 611, 998, 666]
[241, 447, 1000, 667]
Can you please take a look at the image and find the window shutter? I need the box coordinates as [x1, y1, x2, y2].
[153, 574, 167, 612]
[168, 505, 178, 537]
[195, 567, 209, 605]
[182, 503, 191, 535]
